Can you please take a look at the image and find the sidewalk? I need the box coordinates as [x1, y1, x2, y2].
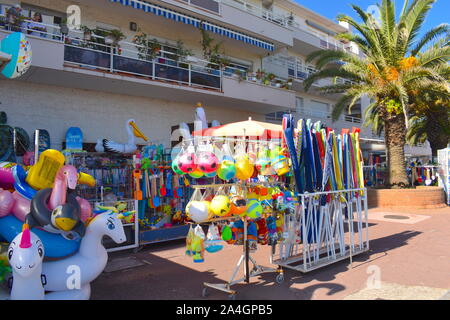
[91, 206, 450, 300]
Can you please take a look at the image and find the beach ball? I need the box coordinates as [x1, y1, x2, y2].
[205, 171, 217, 178]
[189, 168, 204, 179]
[197, 152, 219, 174]
[186, 201, 209, 223]
[229, 196, 247, 216]
[269, 146, 283, 159]
[255, 157, 271, 173]
[178, 152, 197, 173]
[235, 155, 254, 180]
[210, 195, 231, 217]
[221, 225, 232, 241]
[172, 158, 185, 175]
[271, 155, 290, 176]
[217, 160, 236, 181]
[246, 200, 263, 219]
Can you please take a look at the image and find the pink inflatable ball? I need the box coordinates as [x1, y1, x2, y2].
[0, 163, 15, 190]
[197, 152, 219, 174]
[0, 189, 14, 217]
[11, 191, 31, 222]
[177, 153, 197, 174]
[76, 196, 92, 223]
[22, 151, 35, 166]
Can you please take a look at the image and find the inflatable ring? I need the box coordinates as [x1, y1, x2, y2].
[0, 215, 80, 259]
[12, 165, 36, 200]
[30, 188, 81, 235]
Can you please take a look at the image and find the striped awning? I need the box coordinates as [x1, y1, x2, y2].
[109, 0, 274, 51]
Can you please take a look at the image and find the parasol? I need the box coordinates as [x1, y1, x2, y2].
[193, 118, 283, 140]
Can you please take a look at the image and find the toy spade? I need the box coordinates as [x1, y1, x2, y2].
[159, 169, 167, 197]
[133, 169, 143, 200]
[152, 174, 160, 208]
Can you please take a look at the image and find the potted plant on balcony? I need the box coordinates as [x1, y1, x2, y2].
[59, 18, 69, 36]
[81, 25, 93, 41]
[287, 12, 294, 26]
[275, 79, 283, 88]
[256, 69, 265, 82]
[105, 29, 125, 47]
[175, 40, 193, 69]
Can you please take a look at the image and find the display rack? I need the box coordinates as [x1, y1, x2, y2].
[271, 188, 369, 273]
[65, 152, 140, 252]
[190, 183, 282, 300]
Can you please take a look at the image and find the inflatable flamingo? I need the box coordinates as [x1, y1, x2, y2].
[8, 165, 92, 223]
[41, 211, 126, 299]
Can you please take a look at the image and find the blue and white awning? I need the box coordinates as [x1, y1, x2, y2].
[109, 0, 274, 51]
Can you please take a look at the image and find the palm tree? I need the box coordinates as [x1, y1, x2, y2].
[406, 95, 450, 161]
[303, 0, 450, 188]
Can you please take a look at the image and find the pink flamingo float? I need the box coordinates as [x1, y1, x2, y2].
[0, 165, 92, 223]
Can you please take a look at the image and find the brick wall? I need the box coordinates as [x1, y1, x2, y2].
[367, 187, 446, 209]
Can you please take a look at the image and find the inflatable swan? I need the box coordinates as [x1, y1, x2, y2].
[8, 211, 126, 300]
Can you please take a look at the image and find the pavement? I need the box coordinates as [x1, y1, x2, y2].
[91, 206, 450, 300]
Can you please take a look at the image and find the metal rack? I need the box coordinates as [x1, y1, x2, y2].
[193, 183, 282, 300]
[65, 152, 140, 252]
[271, 188, 369, 273]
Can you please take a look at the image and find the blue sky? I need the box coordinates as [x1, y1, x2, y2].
[295, 0, 449, 36]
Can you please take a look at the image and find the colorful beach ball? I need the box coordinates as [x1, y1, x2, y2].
[178, 152, 197, 174]
[246, 200, 263, 219]
[189, 168, 204, 179]
[255, 157, 271, 173]
[210, 195, 231, 217]
[186, 201, 210, 223]
[217, 160, 236, 181]
[271, 155, 290, 176]
[172, 158, 185, 175]
[229, 196, 247, 216]
[197, 152, 219, 174]
[205, 171, 217, 178]
[235, 155, 254, 180]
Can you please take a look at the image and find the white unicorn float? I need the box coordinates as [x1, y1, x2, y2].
[8, 211, 126, 300]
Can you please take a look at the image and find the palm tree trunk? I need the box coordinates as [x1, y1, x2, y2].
[384, 111, 409, 188]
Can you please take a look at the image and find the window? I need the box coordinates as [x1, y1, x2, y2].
[265, 110, 292, 123]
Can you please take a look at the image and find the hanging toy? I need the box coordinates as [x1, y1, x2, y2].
[246, 200, 263, 219]
[191, 225, 205, 263]
[210, 195, 231, 217]
[197, 152, 219, 174]
[221, 224, 232, 242]
[255, 218, 269, 245]
[172, 157, 185, 175]
[217, 159, 236, 181]
[185, 224, 195, 256]
[204, 171, 217, 178]
[189, 168, 204, 179]
[235, 155, 254, 180]
[186, 201, 210, 223]
[229, 196, 248, 216]
[178, 152, 197, 174]
[204, 224, 223, 253]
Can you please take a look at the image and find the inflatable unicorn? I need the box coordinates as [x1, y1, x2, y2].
[8, 224, 45, 300]
[7, 211, 125, 300]
[41, 211, 126, 299]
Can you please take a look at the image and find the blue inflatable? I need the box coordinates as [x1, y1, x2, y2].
[0, 215, 80, 259]
[12, 165, 36, 200]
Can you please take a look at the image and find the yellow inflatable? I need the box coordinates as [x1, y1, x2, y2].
[235, 155, 254, 180]
[26, 149, 65, 190]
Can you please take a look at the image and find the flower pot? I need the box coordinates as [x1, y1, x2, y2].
[83, 31, 92, 41]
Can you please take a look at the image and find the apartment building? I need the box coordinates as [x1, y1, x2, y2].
[0, 0, 431, 161]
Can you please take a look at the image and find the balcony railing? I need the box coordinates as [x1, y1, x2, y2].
[222, 65, 293, 90]
[0, 16, 222, 91]
[297, 108, 361, 124]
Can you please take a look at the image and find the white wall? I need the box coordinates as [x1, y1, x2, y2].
[0, 80, 263, 149]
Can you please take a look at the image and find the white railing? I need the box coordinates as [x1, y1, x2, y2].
[222, 64, 293, 90]
[0, 16, 223, 91]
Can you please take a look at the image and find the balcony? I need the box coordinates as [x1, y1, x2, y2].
[0, 16, 222, 91]
[178, 0, 221, 14]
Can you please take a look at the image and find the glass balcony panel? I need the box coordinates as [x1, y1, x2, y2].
[191, 71, 221, 89]
[64, 46, 111, 69]
[113, 55, 153, 77]
[155, 64, 189, 83]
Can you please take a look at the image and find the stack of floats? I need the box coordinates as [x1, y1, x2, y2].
[273, 115, 369, 273]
